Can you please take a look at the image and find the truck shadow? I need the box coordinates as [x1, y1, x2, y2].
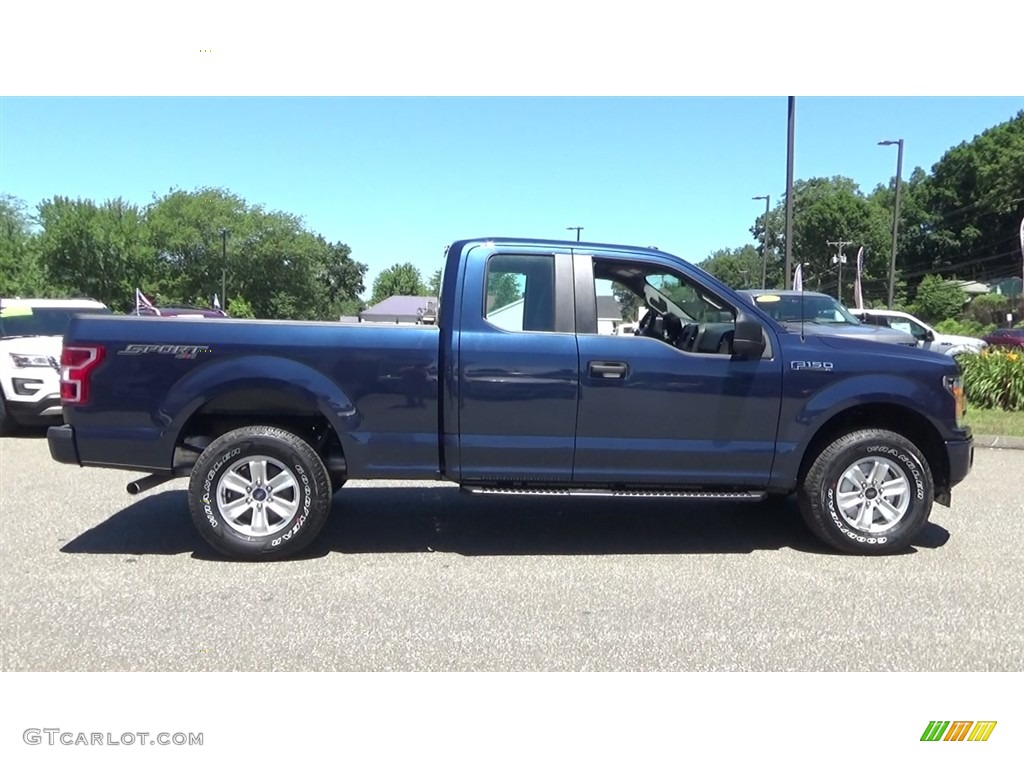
[60, 486, 951, 559]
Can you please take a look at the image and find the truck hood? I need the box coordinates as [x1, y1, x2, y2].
[777, 321, 916, 346]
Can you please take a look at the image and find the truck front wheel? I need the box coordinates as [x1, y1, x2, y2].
[187, 425, 333, 560]
[799, 429, 933, 555]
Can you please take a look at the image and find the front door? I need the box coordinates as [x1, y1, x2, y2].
[572, 255, 782, 487]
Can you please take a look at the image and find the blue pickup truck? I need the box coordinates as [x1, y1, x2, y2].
[48, 237, 974, 560]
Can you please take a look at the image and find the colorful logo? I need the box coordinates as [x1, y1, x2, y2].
[921, 721, 997, 742]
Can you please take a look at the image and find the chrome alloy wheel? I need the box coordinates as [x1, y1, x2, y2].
[835, 457, 911, 534]
[215, 455, 301, 537]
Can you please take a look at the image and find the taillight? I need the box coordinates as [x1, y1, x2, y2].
[60, 345, 105, 404]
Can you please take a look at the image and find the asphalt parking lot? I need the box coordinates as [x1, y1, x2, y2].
[1, 429, 1022, 672]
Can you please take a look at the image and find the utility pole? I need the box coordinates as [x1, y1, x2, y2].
[752, 194, 770, 288]
[827, 240, 853, 302]
[784, 97, 796, 289]
[566, 226, 583, 242]
[219, 227, 229, 309]
[879, 139, 904, 309]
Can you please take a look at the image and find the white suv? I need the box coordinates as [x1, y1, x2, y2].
[0, 297, 111, 432]
[851, 309, 986, 358]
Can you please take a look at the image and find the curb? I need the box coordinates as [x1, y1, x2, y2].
[973, 434, 1024, 450]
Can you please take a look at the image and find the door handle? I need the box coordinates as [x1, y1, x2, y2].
[589, 361, 628, 379]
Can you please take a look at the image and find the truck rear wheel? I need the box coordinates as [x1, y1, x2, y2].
[187, 425, 333, 560]
[799, 429, 933, 555]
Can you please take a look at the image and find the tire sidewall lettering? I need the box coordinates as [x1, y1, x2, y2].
[270, 463, 315, 548]
[201, 446, 243, 530]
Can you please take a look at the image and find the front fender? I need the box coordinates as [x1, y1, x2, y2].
[771, 373, 952, 488]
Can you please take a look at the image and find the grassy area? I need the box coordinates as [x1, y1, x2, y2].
[963, 406, 1024, 437]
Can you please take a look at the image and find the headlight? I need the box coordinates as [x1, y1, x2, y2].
[944, 374, 965, 427]
[9, 353, 54, 368]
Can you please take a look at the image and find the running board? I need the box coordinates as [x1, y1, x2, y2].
[462, 486, 766, 501]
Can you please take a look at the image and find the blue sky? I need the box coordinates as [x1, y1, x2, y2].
[3, 97, 1021, 296]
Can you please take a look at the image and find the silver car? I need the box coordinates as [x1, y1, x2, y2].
[738, 290, 918, 347]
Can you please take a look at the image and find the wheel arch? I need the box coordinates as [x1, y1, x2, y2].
[795, 403, 950, 503]
[166, 363, 352, 487]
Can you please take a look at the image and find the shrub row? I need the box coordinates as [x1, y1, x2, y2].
[958, 348, 1024, 411]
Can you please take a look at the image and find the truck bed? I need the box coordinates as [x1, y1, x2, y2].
[59, 315, 442, 478]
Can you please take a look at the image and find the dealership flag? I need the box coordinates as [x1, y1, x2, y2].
[853, 246, 865, 309]
[135, 288, 159, 315]
[213, 293, 221, 310]
[793, 263, 803, 292]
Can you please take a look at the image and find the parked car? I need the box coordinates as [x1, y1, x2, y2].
[738, 290, 918, 347]
[129, 304, 229, 318]
[851, 309, 986, 358]
[0, 297, 111, 432]
[48, 236, 972, 560]
[982, 328, 1024, 350]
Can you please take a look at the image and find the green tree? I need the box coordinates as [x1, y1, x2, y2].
[226, 295, 255, 318]
[0, 194, 46, 296]
[427, 268, 443, 297]
[907, 111, 1024, 286]
[370, 262, 427, 305]
[35, 196, 151, 309]
[485, 271, 522, 311]
[611, 281, 642, 322]
[910, 274, 967, 324]
[699, 245, 765, 290]
[318, 239, 366, 319]
[962, 293, 1012, 326]
[144, 187, 249, 309]
[773, 177, 893, 305]
[145, 187, 367, 321]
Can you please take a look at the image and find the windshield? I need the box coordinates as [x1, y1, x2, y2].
[748, 294, 860, 325]
[0, 306, 112, 339]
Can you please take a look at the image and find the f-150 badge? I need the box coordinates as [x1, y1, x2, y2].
[791, 360, 834, 371]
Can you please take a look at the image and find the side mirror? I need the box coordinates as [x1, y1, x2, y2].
[924, 330, 935, 342]
[733, 313, 766, 359]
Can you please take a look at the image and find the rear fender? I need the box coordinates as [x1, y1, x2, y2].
[160, 355, 356, 460]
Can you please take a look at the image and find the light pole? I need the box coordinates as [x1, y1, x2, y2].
[219, 228, 229, 309]
[752, 194, 770, 288]
[566, 226, 583, 242]
[879, 139, 904, 309]
[784, 97, 796, 289]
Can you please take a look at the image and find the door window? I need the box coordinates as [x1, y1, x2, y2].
[591, 259, 737, 355]
[483, 254, 555, 332]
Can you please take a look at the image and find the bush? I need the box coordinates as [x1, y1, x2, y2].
[963, 293, 1012, 326]
[227, 296, 255, 318]
[958, 348, 1024, 411]
[910, 275, 967, 324]
[933, 318, 995, 338]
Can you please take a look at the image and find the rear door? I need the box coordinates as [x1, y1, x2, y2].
[453, 245, 579, 483]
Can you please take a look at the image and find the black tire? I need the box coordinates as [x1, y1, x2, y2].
[798, 429, 933, 555]
[188, 425, 333, 560]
